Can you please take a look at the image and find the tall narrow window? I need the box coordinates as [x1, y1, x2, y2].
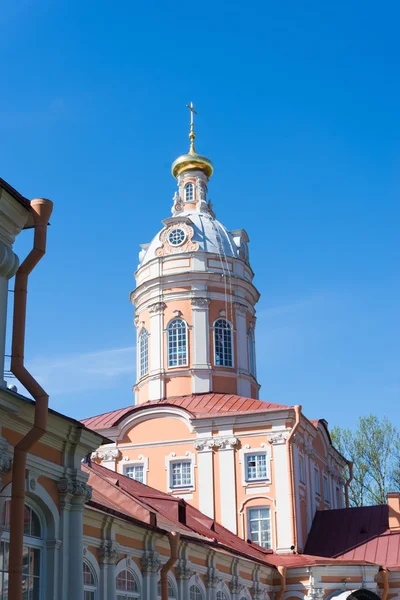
[83, 561, 97, 600]
[323, 475, 330, 504]
[167, 318, 188, 367]
[247, 328, 256, 376]
[139, 328, 148, 378]
[190, 585, 203, 600]
[217, 592, 228, 600]
[314, 468, 321, 496]
[0, 501, 43, 600]
[184, 182, 194, 202]
[248, 507, 272, 549]
[214, 319, 233, 367]
[116, 569, 140, 600]
[299, 455, 305, 484]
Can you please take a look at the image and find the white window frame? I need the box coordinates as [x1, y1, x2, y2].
[213, 318, 234, 368]
[115, 558, 142, 600]
[314, 467, 321, 496]
[83, 558, 98, 600]
[165, 452, 196, 493]
[239, 444, 271, 487]
[323, 474, 330, 504]
[120, 456, 149, 485]
[247, 506, 272, 549]
[184, 182, 194, 202]
[298, 453, 305, 484]
[167, 318, 188, 368]
[138, 328, 149, 379]
[0, 499, 45, 600]
[247, 327, 256, 377]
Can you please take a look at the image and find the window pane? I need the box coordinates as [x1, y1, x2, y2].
[30, 510, 41, 538]
[168, 319, 187, 367]
[139, 329, 149, 378]
[22, 546, 29, 575]
[214, 319, 233, 367]
[31, 549, 40, 577]
[126, 465, 144, 483]
[23, 506, 30, 536]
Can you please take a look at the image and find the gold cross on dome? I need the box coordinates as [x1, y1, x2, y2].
[186, 102, 197, 154]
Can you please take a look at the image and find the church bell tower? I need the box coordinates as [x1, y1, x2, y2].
[131, 104, 260, 404]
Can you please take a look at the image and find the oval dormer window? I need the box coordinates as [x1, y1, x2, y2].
[184, 183, 194, 202]
[167, 228, 186, 247]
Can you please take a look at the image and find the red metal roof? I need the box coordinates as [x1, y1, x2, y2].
[304, 505, 400, 570]
[81, 393, 291, 430]
[84, 463, 376, 570]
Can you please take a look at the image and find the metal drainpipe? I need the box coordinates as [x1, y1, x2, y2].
[344, 460, 353, 508]
[381, 568, 389, 600]
[286, 404, 302, 553]
[275, 566, 287, 600]
[160, 532, 180, 600]
[8, 198, 53, 600]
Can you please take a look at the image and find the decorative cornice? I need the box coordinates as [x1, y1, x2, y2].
[141, 551, 162, 573]
[57, 478, 92, 503]
[191, 297, 210, 308]
[149, 301, 167, 315]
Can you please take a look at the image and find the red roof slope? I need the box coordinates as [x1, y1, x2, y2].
[84, 463, 376, 570]
[304, 505, 400, 570]
[81, 393, 291, 430]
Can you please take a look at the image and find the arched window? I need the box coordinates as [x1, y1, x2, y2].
[116, 568, 140, 599]
[185, 183, 194, 202]
[214, 318, 233, 367]
[190, 585, 203, 600]
[139, 328, 149, 378]
[247, 328, 256, 376]
[167, 318, 188, 367]
[83, 560, 97, 599]
[0, 501, 43, 599]
[157, 578, 176, 599]
[217, 592, 228, 600]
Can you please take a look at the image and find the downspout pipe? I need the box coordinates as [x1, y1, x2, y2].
[287, 404, 302, 553]
[161, 532, 180, 600]
[275, 566, 286, 600]
[344, 460, 353, 508]
[381, 568, 389, 600]
[8, 198, 53, 600]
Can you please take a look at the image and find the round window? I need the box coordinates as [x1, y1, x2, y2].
[167, 228, 186, 247]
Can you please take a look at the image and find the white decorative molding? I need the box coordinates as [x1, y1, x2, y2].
[92, 447, 121, 462]
[267, 432, 289, 446]
[57, 477, 92, 504]
[234, 302, 248, 315]
[194, 436, 238, 452]
[149, 301, 167, 315]
[191, 297, 211, 308]
[165, 451, 196, 493]
[238, 443, 271, 487]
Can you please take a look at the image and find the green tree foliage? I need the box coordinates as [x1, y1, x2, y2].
[331, 415, 400, 507]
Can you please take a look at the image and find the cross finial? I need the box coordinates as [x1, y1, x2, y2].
[186, 102, 197, 154]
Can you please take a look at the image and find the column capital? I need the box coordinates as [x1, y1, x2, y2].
[141, 551, 161, 574]
[234, 302, 247, 315]
[98, 541, 120, 565]
[231, 576, 246, 595]
[175, 560, 195, 580]
[191, 297, 210, 309]
[206, 568, 224, 589]
[0, 447, 12, 480]
[308, 588, 325, 600]
[92, 447, 121, 462]
[267, 432, 289, 445]
[149, 301, 166, 315]
[57, 477, 92, 504]
[0, 240, 19, 279]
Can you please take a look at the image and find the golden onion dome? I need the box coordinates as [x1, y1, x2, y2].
[172, 102, 214, 179]
[171, 150, 214, 179]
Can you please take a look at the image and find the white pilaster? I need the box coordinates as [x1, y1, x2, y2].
[191, 297, 212, 393]
[268, 432, 293, 553]
[217, 434, 239, 533]
[148, 301, 166, 401]
[194, 436, 215, 518]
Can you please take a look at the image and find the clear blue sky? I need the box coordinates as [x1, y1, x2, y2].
[2, 1, 399, 430]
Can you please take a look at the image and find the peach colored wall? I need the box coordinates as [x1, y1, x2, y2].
[3, 427, 63, 465]
[120, 416, 194, 445]
[83, 524, 102, 538]
[115, 533, 144, 550]
[213, 375, 237, 394]
[165, 376, 192, 397]
[313, 430, 327, 458]
[38, 476, 60, 512]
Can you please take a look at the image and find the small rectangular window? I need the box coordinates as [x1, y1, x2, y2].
[245, 453, 268, 481]
[299, 455, 305, 484]
[248, 507, 272, 549]
[171, 460, 192, 488]
[125, 464, 144, 483]
[323, 476, 330, 503]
